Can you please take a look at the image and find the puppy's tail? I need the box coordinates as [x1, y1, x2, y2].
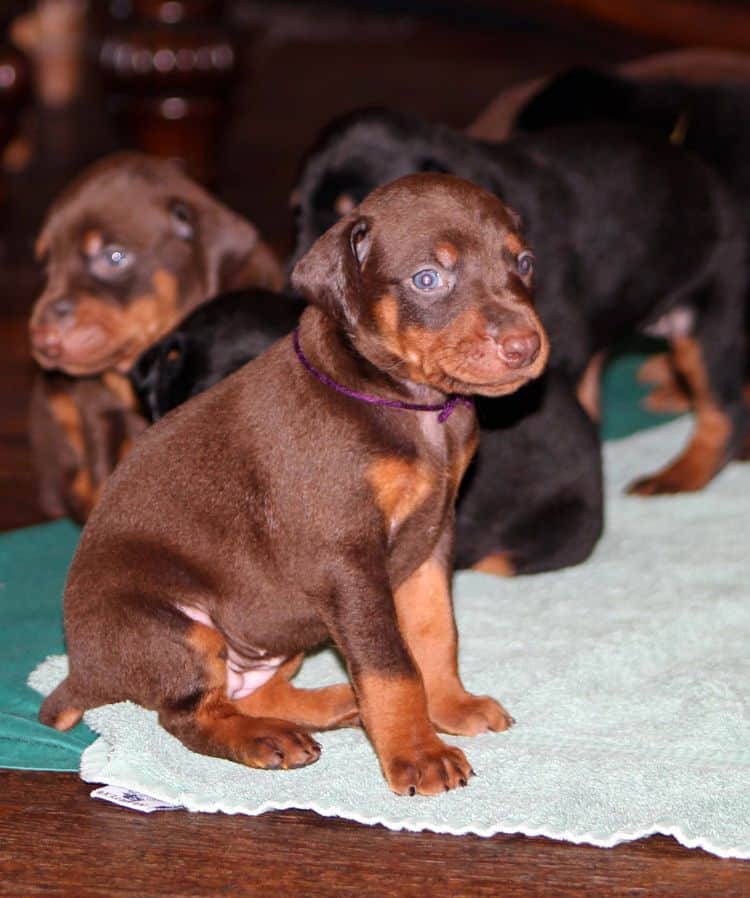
[39, 678, 84, 731]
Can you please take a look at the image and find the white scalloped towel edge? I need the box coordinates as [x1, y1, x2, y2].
[29, 418, 750, 858]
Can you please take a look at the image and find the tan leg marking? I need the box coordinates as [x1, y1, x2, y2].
[394, 559, 513, 737]
[357, 673, 473, 795]
[69, 470, 99, 518]
[638, 352, 675, 387]
[47, 391, 100, 513]
[576, 351, 606, 420]
[638, 352, 691, 414]
[629, 336, 732, 494]
[175, 624, 321, 769]
[50, 707, 83, 732]
[471, 552, 516, 577]
[235, 654, 359, 730]
[47, 392, 85, 456]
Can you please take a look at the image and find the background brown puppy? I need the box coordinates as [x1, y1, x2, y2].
[28, 152, 284, 522]
[39, 173, 547, 796]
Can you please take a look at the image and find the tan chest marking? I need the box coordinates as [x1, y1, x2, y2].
[452, 429, 478, 491]
[367, 456, 435, 535]
[102, 370, 139, 411]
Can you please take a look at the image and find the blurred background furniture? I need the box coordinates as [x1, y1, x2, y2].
[93, 0, 241, 182]
[0, 3, 32, 200]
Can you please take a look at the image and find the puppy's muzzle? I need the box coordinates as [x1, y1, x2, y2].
[30, 298, 75, 366]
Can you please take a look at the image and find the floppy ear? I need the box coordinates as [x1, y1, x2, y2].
[197, 199, 283, 296]
[290, 214, 372, 327]
[35, 221, 51, 261]
[237, 238, 284, 292]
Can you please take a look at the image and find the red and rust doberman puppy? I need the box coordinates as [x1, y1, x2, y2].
[28, 152, 283, 523]
[40, 173, 548, 795]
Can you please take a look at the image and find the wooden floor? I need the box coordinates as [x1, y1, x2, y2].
[1, 4, 749, 895]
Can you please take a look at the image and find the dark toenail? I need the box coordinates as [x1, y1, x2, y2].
[409, 786, 416, 796]
[459, 778, 467, 787]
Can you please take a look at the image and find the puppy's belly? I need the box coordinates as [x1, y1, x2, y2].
[177, 603, 286, 700]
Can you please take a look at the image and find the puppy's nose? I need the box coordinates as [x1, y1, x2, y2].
[31, 326, 63, 360]
[497, 330, 541, 369]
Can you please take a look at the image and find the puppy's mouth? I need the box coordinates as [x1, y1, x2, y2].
[408, 330, 550, 398]
[30, 322, 148, 376]
[32, 324, 114, 373]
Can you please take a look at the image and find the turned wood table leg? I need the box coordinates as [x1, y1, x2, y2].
[93, 0, 241, 184]
[0, 5, 32, 203]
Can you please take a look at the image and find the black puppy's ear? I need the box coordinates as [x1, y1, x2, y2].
[290, 214, 372, 327]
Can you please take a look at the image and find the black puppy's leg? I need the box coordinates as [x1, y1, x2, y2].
[456, 374, 603, 575]
[324, 565, 474, 796]
[629, 273, 748, 494]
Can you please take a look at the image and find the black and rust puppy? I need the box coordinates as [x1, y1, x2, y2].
[40, 174, 547, 794]
[290, 109, 747, 575]
[291, 110, 748, 491]
[516, 65, 750, 408]
[515, 66, 750, 220]
[28, 152, 284, 522]
[130, 289, 305, 421]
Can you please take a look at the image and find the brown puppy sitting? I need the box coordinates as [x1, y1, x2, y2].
[28, 152, 283, 522]
[40, 174, 548, 795]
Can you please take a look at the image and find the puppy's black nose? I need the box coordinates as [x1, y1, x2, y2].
[497, 330, 541, 369]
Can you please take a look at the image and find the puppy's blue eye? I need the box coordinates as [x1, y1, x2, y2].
[105, 247, 129, 268]
[412, 269, 442, 291]
[517, 251, 534, 277]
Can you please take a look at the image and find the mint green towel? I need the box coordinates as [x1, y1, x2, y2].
[0, 520, 95, 770]
[28, 418, 750, 858]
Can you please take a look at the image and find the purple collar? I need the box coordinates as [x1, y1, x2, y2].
[293, 327, 473, 423]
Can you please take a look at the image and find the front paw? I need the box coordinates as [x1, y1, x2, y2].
[383, 737, 474, 796]
[431, 691, 514, 736]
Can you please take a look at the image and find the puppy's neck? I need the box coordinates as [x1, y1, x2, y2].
[298, 305, 449, 408]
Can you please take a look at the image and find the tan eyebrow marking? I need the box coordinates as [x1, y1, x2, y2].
[504, 233, 523, 256]
[435, 241, 458, 270]
[81, 230, 104, 257]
